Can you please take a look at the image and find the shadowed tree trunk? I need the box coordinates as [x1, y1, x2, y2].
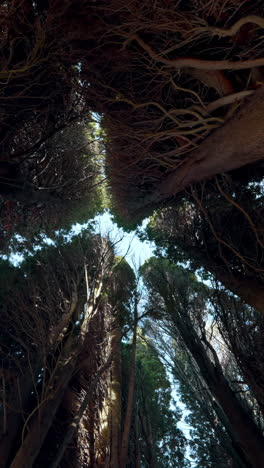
[49, 352, 113, 468]
[120, 297, 138, 468]
[212, 271, 264, 316]
[0, 359, 41, 467]
[10, 276, 104, 468]
[170, 303, 264, 468]
[135, 405, 141, 468]
[139, 401, 156, 468]
[139, 86, 264, 213]
[174, 242, 264, 315]
[110, 321, 122, 468]
[10, 354, 76, 468]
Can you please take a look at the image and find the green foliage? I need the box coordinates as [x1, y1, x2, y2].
[107, 209, 141, 233]
[122, 335, 189, 467]
[140, 256, 207, 313]
[0, 118, 107, 253]
[173, 352, 239, 468]
[107, 256, 136, 326]
[141, 255, 255, 468]
[143, 210, 198, 269]
[143, 175, 264, 287]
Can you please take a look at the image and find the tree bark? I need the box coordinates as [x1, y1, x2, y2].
[50, 352, 113, 468]
[110, 323, 122, 468]
[135, 405, 141, 468]
[10, 358, 76, 468]
[9, 288, 96, 468]
[120, 299, 138, 468]
[139, 403, 156, 468]
[161, 86, 264, 196]
[0, 360, 41, 467]
[140, 86, 264, 211]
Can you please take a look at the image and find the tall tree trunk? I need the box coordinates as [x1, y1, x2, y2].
[139, 401, 156, 468]
[9, 277, 103, 468]
[50, 352, 113, 468]
[145, 409, 156, 467]
[135, 405, 141, 468]
[110, 322, 122, 468]
[120, 299, 138, 468]
[212, 401, 250, 468]
[0, 359, 41, 467]
[140, 86, 264, 212]
[0, 288, 83, 467]
[172, 307, 264, 468]
[10, 357, 76, 468]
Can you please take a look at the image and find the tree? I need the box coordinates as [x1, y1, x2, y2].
[0, 231, 118, 467]
[120, 292, 138, 468]
[108, 256, 136, 468]
[77, 1, 264, 218]
[143, 173, 264, 314]
[2, 1, 264, 220]
[211, 289, 264, 420]
[121, 334, 188, 468]
[2, 3, 264, 465]
[141, 257, 264, 468]
[0, 1, 107, 248]
[0, 120, 105, 251]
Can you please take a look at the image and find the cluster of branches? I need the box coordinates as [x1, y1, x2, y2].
[0, 1, 109, 248]
[0, 0, 85, 160]
[74, 0, 264, 215]
[0, 120, 105, 251]
[0, 231, 121, 467]
[3, 1, 264, 221]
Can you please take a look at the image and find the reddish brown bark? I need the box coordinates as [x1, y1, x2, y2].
[10, 361, 75, 468]
[120, 301, 138, 468]
[0, 361, 40, 467]
[110, 324, 122, 468]
[148, 87, 264, 206]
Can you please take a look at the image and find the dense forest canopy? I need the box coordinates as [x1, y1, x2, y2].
[1, 1, 264, 467]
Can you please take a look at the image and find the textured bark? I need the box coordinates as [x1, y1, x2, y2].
[120, 302, 138, 468]
[110, 324, 122, 468]
[10, 359, 76, 468]
[0, 360, 40, 467]
[50, 353, 113, 468]
[160, 87, 264, 196]
[139, 87, 264, 212]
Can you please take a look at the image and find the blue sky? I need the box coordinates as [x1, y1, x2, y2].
[5, 210, 155, 268]
[93, 211, 155, 269]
